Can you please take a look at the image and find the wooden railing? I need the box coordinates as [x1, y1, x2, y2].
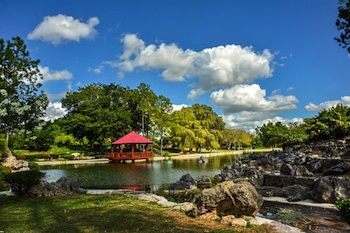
[105, 151, 153, 160]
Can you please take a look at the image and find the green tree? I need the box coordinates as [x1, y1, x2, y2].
[0, 37, 48, 143]
[170, 104, 225, 152]
[151, 95, 173, 156]
[62, 83, 132, 150]
[220, 129, 252, 150]
[335, 0, 350, 53]
[256, 122, 288, 148]
[304, 104, 350, 140]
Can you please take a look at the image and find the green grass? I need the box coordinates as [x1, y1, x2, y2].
[0, 194, 274, 233]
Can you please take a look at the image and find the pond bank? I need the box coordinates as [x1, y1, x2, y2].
[35, 148, 280, 166]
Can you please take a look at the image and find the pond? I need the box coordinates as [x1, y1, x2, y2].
[41, 154, 242, 192]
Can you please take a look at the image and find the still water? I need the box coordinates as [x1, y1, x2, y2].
[41, 154, 242, 192]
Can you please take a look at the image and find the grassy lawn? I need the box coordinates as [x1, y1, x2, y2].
[0, 194, 274, 233]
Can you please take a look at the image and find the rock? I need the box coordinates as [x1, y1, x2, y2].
[280, 163, 293, 175]
[167, 181, 192, 190]
[310, 176, 350, 203]
[167, 173, 195, 191]
[28, 177, 81, 197]
[179, 173, 195, 186]
[282, 185, 310, 202]
[197, 156, 208, 163]
[1, 151, 29, 172]
[220, 215, 236, 225]
[231, 217, 248, 226]
[280, 164, 313, 177]
[196, 176, 212, 188]
[255, 186, 284, 197]
[323, 161, 350, 176]
[194, 181, 263, 218]
[214, 174, 223, 183]
[264, 174, 295, 187]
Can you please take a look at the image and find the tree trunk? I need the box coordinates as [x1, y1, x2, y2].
[6, 130, 9, 144]
[160, 137, 163, 156]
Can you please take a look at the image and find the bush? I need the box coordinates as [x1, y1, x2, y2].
[0, 166, 11, 191]
[0, 138, 7, 151]
[336, 198, 350, 224]
[4, 170, 45, 196]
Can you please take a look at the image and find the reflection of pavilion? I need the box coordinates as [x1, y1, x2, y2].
[105, 131, 153, 163]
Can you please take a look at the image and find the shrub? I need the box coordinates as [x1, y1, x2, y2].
[336, 198, 350, 224]
[4, 170, 45, 196]
[0, 138, 8, 151]
[0, 166, 11, 191]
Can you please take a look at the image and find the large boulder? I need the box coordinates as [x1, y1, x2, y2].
[280, 164, 314, 177]
[310, 176, 350, 203]
[167, 173, 195, 191]
[194, 181, 263, 218]
[323, 161, 350, 176]
[1, 151, 29, 172]
[28, 177, 81, 197]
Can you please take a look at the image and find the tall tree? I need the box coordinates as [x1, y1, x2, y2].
[151, 95, 173, 156]
[0, 37, 48, 143]
[335, 0, 350, 53]
[304, 104, 350, 140]
[62, 83, 132, 150]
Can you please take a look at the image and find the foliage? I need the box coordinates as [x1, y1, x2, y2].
[0, 137, 7, 151]
[0, 165, 11, 191]
[4, 170, 44, 196]
[304, 104, 350, 141]
[0, 37, 49, 142]
[54, 133, 76, 147]
[150, 95, 173, 156]
[335, 0, 350, 53]
[256, 121, 308, 148]
[220, 129, 252, 149]
[0, 194, 273, 233]
[170, 104, 225, 152]
[336, 198, 350, 224]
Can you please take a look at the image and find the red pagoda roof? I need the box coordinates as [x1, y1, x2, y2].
[112, 131, 153, 145]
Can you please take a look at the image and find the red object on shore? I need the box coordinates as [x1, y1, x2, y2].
[112, 131, 152, 145]
[106, 131, 153, 163]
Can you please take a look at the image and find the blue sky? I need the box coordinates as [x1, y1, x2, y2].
[1, 0, 349, 133]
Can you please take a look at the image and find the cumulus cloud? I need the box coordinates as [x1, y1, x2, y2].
[222, 112, 303, 134]
[42, 102, 67, 121]
[172, 104, 188, 112]
[210, 84, 298, 114]
[28, 14, 99, 45]
[305, 96, 350, 112]
[39, 66, 73, 82]
[117, 34, 274, 98]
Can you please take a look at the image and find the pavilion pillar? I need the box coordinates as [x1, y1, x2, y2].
[146, 144, 149, 157]
[131, 144, 135, 159]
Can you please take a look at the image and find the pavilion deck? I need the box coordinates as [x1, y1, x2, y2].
[105, 151, 153, 163]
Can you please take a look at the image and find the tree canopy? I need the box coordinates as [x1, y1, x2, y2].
[335, 0, 350, 53]
[0, 37, 48, 142]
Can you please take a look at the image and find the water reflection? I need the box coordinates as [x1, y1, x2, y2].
[41, 153, 241, 192]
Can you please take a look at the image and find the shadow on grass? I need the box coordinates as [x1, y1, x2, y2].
[0, 194, 252, 233]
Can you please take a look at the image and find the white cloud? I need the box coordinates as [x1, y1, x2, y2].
[88, 66, 104, 74]
[39, 66, 73, 82]
[172, 104, 188, 112]
[46, 92, 66, 102]
[222, 112, 303, 134]
[28, 14, 99, 45]
[42, 102, 67, 121]
[117, 34, 274, 98]
[210, 84, 298, 114]
[305, 96, 350, 112]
